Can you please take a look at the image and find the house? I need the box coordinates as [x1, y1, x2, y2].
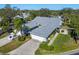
[14, 13, 30, 19]
[14, 15, 23, 19]
[25, 16, 62, 42]
[22, 13, 30, 18]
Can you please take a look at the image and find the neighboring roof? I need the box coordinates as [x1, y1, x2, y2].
[14, 13, 30, 19]
[25, 16, 62, 38]
[14, 15, 23, 19]
[22, 13, 30, 18]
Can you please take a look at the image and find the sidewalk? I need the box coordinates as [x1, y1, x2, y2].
[48, 32, 59, 46]
[0, 36, 12, 47]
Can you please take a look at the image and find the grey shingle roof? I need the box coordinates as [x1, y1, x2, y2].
[25, 16, 62, 38]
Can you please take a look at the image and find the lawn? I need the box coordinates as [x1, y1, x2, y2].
[35, 34, 79, 55]
[0, 35, 31, 54]
[48, 30, 56, 40]
[49, 33, 54, 40]
[0, 32, 8, 39]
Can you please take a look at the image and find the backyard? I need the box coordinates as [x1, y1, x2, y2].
[35, 34, 79, 55]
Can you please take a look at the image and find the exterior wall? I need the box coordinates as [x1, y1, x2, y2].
[30, 34, 47, 42]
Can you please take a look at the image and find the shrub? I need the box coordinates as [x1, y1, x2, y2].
[18, 36, 26, 41]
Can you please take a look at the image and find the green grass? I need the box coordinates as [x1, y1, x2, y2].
[53, 34, 78, 54]
[0, 32, 8, 39]
[49, 33, 54, 40]
[49, 31, 56, 40]
[0, 36, 31, 54]
[35, 34, 79, 55]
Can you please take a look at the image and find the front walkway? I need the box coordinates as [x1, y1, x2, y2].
[8, 39, 41, 55]
[48, 32, 59, 46]
[0, 36, 12, 47]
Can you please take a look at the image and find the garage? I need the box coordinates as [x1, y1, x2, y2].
[30, 34, 47, 42]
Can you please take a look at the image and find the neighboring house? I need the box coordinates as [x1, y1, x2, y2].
[22, 13, 30, 19]
[13, 15, 23, 19]
[14, 13, 30, 19]
[25, 16, 62, 42]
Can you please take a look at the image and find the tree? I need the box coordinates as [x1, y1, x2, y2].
[39, 8, 51, 17]
[13, 18, 23, 30]
[29, 8, 51, 19]
[1, 16, 9, 32]
[1, 4, 17, 18]
[61, 8, 73, 14]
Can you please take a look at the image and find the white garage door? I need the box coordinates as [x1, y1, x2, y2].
[30, 34, 47, 42]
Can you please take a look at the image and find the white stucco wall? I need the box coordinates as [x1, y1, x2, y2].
[30, 34, 47, 42]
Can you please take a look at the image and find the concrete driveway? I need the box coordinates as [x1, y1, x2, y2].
[8, 39, 41, 55]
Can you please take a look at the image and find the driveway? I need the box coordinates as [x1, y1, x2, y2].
[8, 39, 41, 55]
[0, 36, 12, 47]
